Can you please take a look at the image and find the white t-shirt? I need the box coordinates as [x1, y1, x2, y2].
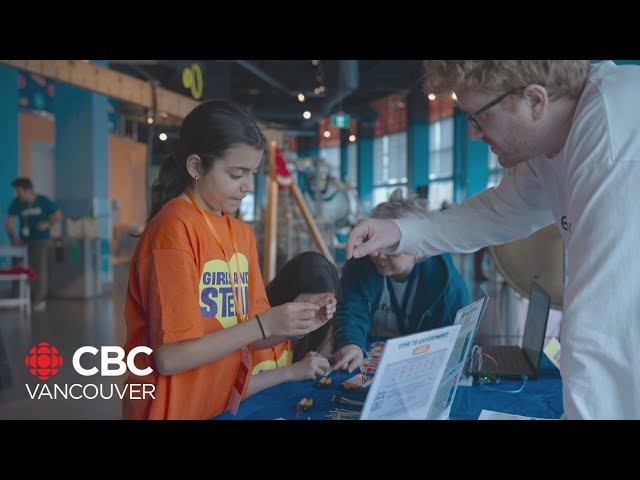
[393, 61, 640, 419]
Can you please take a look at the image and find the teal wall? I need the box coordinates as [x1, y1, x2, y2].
[0, 65, 19, 249]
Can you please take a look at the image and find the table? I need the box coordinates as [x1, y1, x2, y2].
[215, 355, 563, 420]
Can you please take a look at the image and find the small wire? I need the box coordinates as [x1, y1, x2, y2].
[480, 375, 528, 394]
[465, 345, 482, 374]
[481, 352, 500, 372]
[465, 346, 501, 375]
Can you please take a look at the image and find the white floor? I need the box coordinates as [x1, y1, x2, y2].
[0, 265, 129, 420]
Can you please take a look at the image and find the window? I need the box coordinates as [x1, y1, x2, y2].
[488, 150, 503, 188]
[428, 117, 454, 210]
[239, 193, 255, 221]
[372, 132, 408, 207]
[319, 146, 340, 180]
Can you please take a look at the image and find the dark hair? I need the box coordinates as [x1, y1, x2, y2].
[146, 99, 268, 225]
[265, 251, 340, 362]
[11, 177, 33, 190]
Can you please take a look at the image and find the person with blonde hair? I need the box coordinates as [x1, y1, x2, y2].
[345, 60, 640, 419]
[332, 188, 469, 372]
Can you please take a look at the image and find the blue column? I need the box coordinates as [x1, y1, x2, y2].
[54, 80, 112, 287]
[454, 111, 489, 201]
[465, 137, 489, 198]
[357, 122, 374, 215]
[409, 122, 429, 193]
[340, 130, 349, 182]
[453, 112, 466, 203]
[0, 65, 19, 248]
[408, 88, 430, 194]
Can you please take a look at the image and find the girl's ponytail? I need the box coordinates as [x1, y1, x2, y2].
[146, 152, 191, 224]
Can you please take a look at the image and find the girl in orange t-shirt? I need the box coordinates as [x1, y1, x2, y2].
[123, 100, 336, 420]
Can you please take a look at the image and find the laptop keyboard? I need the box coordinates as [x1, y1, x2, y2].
[481, 346, 532, 375]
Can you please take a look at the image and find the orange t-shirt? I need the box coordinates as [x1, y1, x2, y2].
[123, 197, 270, 420]
[252, 341, 293, 376]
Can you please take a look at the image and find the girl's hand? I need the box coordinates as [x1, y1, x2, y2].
[294, 292, 337, 323]
[288, 351, 330, 381]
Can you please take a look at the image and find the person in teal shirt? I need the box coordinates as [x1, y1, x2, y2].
[6, 177, 62, 311]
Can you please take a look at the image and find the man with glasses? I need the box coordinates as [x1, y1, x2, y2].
[345, 60, 640, 420]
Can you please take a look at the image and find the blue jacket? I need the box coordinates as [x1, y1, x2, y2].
[333, 254, 469, 350]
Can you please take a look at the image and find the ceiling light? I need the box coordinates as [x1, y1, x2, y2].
[303, 111, 311, 119]
[323, 130, 331, 138]
[311, 60, 318, 66]
[349, 134, 356, 142]
[159, 133, 167, 141]
[451, 92, 458, 101]
[427, 93, 436, 101]
[147, 117, 154, 124]
[298, 93, 305, 102]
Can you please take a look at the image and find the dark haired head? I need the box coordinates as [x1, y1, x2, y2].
[146, 99, 267, 224]
[265, 251, 340, 362]
[11, 177, 33, 191]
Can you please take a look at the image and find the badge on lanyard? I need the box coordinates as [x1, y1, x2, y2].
[225, 346, 251, 415]
[386, 264, 418, 334]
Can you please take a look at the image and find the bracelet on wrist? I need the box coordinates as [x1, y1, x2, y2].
[255, 314, 266, 339]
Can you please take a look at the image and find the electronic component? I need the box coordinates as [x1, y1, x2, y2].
[339, 381, 364, 393]
[315, 376, 332, 389]
[297, 398, 315, 410]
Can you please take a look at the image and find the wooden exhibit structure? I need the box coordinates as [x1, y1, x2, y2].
[262, 142, 334, 283]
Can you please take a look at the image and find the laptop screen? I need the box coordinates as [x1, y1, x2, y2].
[522, 281, 551, 368]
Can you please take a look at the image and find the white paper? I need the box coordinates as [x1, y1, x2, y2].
[360, 324, 461, 420]
[478, 409, 557, 420]
[427, 297, 486, 420]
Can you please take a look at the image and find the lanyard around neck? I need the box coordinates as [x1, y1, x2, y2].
[184, 189, 246, 323]
[386, 264, 418, 334]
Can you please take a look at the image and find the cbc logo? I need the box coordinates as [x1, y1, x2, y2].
[25, 342, 63, 380]
[25, 343, 153, 379]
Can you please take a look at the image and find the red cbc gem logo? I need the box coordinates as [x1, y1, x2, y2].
[25, 342, 63, 380]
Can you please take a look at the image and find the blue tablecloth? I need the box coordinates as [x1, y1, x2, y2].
[450, 356, 563, 420]
[215, 353, 563, 420]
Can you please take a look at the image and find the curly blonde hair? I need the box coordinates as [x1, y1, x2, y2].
[423, 60, 591, 101]
[371, 188, 427, 220]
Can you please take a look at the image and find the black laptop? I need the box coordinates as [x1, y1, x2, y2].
[471, 281, 551, 379]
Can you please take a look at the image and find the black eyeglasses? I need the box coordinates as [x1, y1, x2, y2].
[460, 87, 522, 133]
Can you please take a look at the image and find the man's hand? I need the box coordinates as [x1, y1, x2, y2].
[346, 218, 402, 260]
